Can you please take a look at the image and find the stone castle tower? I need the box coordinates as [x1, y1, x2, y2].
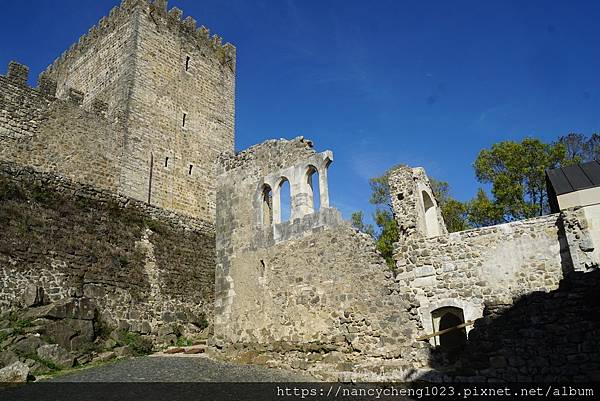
[0, 0, 235, 222]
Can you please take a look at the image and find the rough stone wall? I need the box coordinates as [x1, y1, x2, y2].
[0, 161, 214, 337]
[0, 69, 51, 142]
[420, 269, 600, 382]
[213, 138, 429, 380]
[122, 0, 236, 222]
[563, 206, 600, 271]
[0, 70, 124, 194]
[394, 214, 568, 339]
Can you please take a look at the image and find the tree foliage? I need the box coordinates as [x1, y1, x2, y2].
[466, 188, 503, 227]
[473, 138, 567, 221]
[558, 133, 599, 163]
[367, 165, 403, 267]
[430, 178, 470, 233]
[350, 211, 374, 237]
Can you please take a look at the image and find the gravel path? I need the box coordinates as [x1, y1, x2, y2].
[46, 355, 317, 382]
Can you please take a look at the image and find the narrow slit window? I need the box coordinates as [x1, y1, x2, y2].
[185, 56, 191, 71]
[165, 157, 169, 168]
[189, 165, 193, 175]
[182, 113, 187, 127]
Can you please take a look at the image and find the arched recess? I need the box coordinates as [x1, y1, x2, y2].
[278, 178, 292, 223]
[431, 306, 467, 349]
[422, 190, 440, 237]
[261, 184, 273, 226]
[306, 165, 320, 214]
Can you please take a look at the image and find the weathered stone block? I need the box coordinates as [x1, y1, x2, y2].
[36, 344, 74, 369]
[412, 276, 437, 288]
[414, 265, 435, 278]
[11, 336, 45, 355]
[20, 284, 44, 308]
[0, 361, 29, 382]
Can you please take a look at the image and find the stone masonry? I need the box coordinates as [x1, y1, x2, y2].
[1, 0, 235, 222]
[0, 161, 214, 338]
[212, 146, 599, 380]
[213, 138, 430, 380]
[1, 0, 599, 383]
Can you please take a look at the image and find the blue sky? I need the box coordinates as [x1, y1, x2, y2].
[1, 0, 599, 223]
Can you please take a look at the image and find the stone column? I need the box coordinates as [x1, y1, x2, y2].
[272, 183, 282, 224]
[319, 165, 330, 209]
[291, 166, 311, 219]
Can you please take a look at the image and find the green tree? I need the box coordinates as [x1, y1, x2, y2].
[372, 209, 398, 268]
[367, 165, 403, 268]
[467, 188, 504, 227]
[558, 133, 600, 163]
[350, 211, 374, 237]
[473, 137, 567, 220]
[590, 133, 600, 160]
[430, 178, 470, 232]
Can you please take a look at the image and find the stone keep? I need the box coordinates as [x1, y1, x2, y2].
[1, 0, 236, 223]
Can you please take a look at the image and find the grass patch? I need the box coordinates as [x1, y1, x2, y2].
[0, 331, 8, 345]
[143, 217, 172, 235]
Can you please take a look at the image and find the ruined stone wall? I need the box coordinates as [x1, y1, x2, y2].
[420, 269, 600, 382]
[213, 138, 429, 380]
[0, 70, 124, 194]
[394, 214, 569, 340]
[0, 161, 214, 338]
[563, 206, 600, 272]
[122, 0, 235, 221]
[0, 67, 51, 142]
[389, 166, 447, 244]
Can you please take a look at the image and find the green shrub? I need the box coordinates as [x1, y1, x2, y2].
[117, 255, 129, 267]
[121, 331, 153, 355]
[175, 336, 193, 347]
[197, 314, 209, 330]
[12, 318, 32, 335]
[0, 179, 25, 201]
[144, 218, 166, 234]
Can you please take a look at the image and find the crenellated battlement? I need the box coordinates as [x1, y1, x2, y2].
[149, 0, 236, 68]
[42, 0, 236, 82]
[43, 2, 135, 79]
[1, 61, 108, 120]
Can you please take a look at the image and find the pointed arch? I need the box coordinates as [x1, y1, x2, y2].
[422, 190, 440, 237]
[306, 165, 320, 214]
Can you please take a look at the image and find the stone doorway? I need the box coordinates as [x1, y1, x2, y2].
[431, 306, 467, 349]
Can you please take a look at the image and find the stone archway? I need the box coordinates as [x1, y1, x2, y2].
[435, 307, 467, 349]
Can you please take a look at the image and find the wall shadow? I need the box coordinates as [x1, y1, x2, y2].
[417, 270, 600, 382]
